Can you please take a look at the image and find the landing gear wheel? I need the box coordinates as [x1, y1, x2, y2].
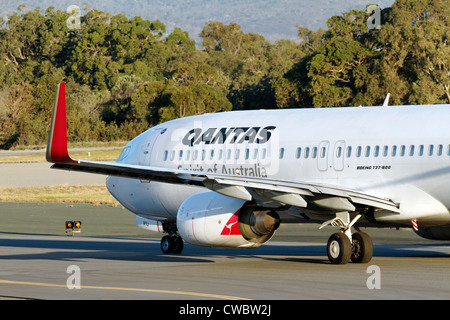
[160, 235, 184, 254]
[351, 231, 373, 263]
[327, 232, 352, 264]
[172, 236, 184, 254]
[160, 235, 173, 254]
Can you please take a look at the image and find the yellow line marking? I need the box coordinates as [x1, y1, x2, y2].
[0, 279, 250, 300]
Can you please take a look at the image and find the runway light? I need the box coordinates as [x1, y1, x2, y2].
[65, 221, 82, 235]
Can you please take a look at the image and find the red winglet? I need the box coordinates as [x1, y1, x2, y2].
[46, 83, 73, 163]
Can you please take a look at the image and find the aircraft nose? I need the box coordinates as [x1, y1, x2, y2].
[106, 176, 120, 200]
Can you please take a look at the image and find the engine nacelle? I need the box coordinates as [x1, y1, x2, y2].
[416, 225, 450, 240]
[177, 191, 280, 248]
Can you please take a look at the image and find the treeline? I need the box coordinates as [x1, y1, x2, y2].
[0, 0, 448, 148]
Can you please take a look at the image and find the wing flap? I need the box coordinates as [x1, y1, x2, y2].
[204, 175, 400, 213]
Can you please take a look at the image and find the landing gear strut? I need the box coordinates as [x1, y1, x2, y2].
[321, 212, 373, 264]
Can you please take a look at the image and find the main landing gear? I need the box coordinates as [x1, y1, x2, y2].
[321, 212, 373, 264]
[159, 222, 184, 254]
[160, 234, 184, 254]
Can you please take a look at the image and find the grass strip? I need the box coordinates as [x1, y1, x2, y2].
[0, 184, 120, 206]
[0, 149, 122, 163]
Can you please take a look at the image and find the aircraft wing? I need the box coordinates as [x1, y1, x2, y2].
[47, 83, 400, 214]
[51, 159, 400, 214]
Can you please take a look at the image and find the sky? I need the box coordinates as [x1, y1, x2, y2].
[1, 0, 396, 43]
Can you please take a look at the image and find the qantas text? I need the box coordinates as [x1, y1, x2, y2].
[182, 126, 276, 146]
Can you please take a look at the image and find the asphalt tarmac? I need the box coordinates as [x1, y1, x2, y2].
[0, 162, 106, 187]
[1, 203, 450, 301]
[0, 161, 449, 301]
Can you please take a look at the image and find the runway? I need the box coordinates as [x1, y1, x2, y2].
[1, 232, 450, 300]
[0, 162, 106, 187]
[0, 162, 449, 301]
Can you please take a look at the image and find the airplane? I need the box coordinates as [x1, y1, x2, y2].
[47, 82, 450, 264]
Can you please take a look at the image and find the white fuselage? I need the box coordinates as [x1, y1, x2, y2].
[106, 104, 450, 227]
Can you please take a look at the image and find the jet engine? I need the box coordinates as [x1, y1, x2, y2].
[177, 191, 280, 248]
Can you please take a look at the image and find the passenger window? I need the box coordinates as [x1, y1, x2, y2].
[409, 145, 415, 156]
[186, 150, 190, 161]
[312, 147, 317, 159]
[193, 150, 198, 161]
[245, 148, 250, 160]
[210, 150, 214, 160]
[179, 150, 183, 160]
[336, 146, 342, 158]
[347, 146, 352, 158]
[346, 146, 352, 158]
[419, 145, 424, 156]
[383, 146, 388, 157]
[429, 145, 434, 156]
[170, 150, 175, 161]
[374, 145, 380, 157]
[279, 148, 284, 159]
[163, 150, 168, 161]
[202, 150, 206, 161]
[392, 145, 397, 157]
[438, 144, 443, 156]
[400, 145, 406, 157]
[218, 149, 223, 160]
[227, 149, 232, 160]
[253, 149, 258, 159]
[296, 148, 302, 159]
[365, 146, 371, 157]
[262, 148, 267, 159]
[321, 147, 326, 158]
[305, 147, 310, 159]
[356, 146, 362, 157]
[235, 149, 240, 160]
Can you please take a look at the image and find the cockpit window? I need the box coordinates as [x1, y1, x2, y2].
[117, 146, 131, 162]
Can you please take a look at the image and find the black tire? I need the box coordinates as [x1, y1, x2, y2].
[160, 235, 173, 254]
[172, 236, 184, 254]
[327, 232, 352, 264]
[351, 231, 373, 263]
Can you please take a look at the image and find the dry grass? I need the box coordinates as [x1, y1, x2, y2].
[0, 184, 120, 206]
[0, 149, 122, 163]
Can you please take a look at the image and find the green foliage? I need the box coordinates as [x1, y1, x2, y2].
[0, 0, 448, 149]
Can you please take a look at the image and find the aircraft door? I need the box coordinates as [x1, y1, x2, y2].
[140, 128, 163, 166]
[333, 140, 345, 171]
[317, 141, 329, 171]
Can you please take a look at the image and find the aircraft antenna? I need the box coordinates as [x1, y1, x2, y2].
[383, 93, 390, 107]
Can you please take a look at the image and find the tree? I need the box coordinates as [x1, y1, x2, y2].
[370, 0, 450, 104]
[308, 9, 377, 107]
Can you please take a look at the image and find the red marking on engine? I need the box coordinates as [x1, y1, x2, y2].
[221, 210, 241, 235]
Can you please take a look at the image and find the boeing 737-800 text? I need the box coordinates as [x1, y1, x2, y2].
[47, 83, 450, 264]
